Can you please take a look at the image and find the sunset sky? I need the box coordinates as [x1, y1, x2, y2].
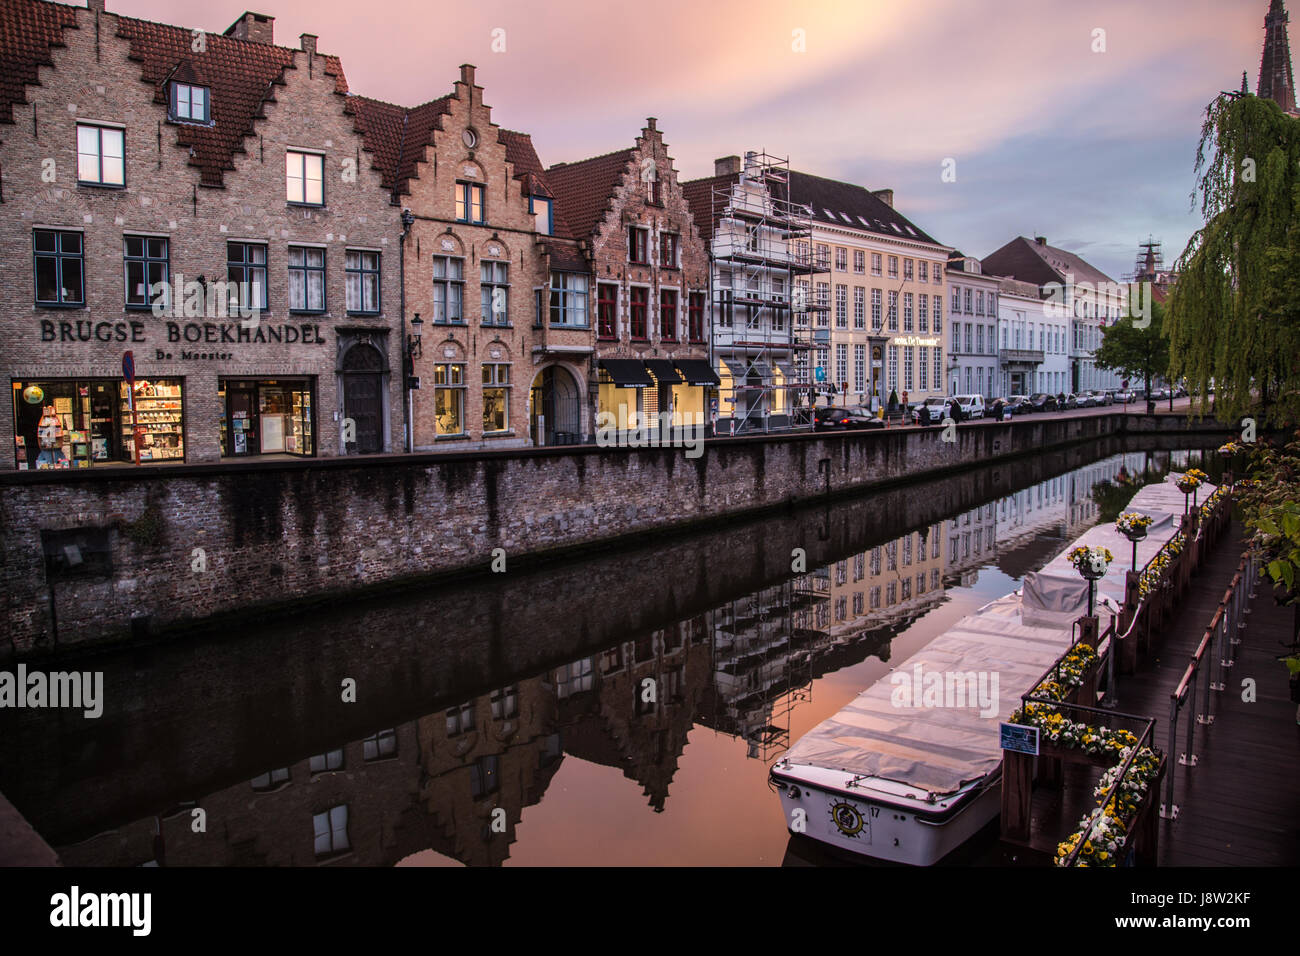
[103, 0, 1280, 279]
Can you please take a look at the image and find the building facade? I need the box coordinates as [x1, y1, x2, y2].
[982, 236, 1125, 395]
[352, 65, 581, 451]
[944, 254, 1000, 398]
[994, 277, 1071, 398]
[789, 173, 950, 411]
[546, 119, 713, 438]
[1, 2, 406, 469]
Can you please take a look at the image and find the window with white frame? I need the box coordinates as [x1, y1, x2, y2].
[170, 82, 210, 123]
[854, 250, 865, 273]
[434, 363, 465, 435]
[853, 287, 865, 329]
[854, 344, 866, 393]
[286, 150, 324, 205]
[77, 124, 125, 186]
[871, 288, 882, 329]
[345, 250, 380, 314]
[480, 259, 509, 325]
[918, 293, 928, 332]
[433, 256, 465, 324]
[871, 252, 882, 276]
[288, 246, 325, 312]
[549, 273, 588, 327]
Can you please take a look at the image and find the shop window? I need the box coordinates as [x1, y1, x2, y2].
[286, 150, 324, 206]
[434, 363, 465, 436]
[226, 242, 267, 313]
[480, 260, 509, 325]
[219, 380, 312, 457]
[120, 379, 185, 462]
[77, 124, 124, 187]
[455, 181, 484, 224]
[123, 236, 169, 310]
[34, 230, 84, 306]
[433, 256, 464, 324]
[345, 250, 380, 314]
[288, 246, 326, 313]
[482, 363, 510, 433]
[13, 380, 135, 468]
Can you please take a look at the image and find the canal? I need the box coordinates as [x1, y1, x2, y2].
[0, 437, 1222, 866]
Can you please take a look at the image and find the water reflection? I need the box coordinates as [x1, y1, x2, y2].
[10, 444, 1215, 867]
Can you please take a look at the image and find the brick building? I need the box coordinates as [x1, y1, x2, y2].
[352, 65, 585, 450]
[546, 119, 715, 438]
[0, 1, 406, 469]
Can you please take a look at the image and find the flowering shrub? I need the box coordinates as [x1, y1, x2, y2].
[1199, 486, 1228, 521]
[1175, 471, 1204, 494]
[1218, 441, 1246, 456]
[1115, 512, 1153, 536]
[1069, 545, 1114, 577]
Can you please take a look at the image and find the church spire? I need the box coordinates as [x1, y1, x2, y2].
[1258, 0, 1297, 113]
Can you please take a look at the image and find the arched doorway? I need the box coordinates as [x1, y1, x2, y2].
[340, 343, 384, 454]
[529, 365, 580, 445]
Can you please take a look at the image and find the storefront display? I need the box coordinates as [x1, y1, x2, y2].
[219, 378, 315, 458]
[119, 379, 185, 462]
[11, 379, 126, 469]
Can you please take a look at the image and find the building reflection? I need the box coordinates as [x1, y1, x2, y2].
[51, 451, 1206, 868]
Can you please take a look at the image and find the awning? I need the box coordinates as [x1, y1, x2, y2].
[644, 359, 683, 385]
[599, 359, 654, 388]
[673, 359, 721, 386]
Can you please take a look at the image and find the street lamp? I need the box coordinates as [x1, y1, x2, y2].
[407, 313, 423, 363]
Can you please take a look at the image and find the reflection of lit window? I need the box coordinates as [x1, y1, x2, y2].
[600, 646, 623, 675]
[555, 658, 594, 698]
[886, 583, 897, 605]
[490, 685, 518, 720]
[309, 749, 344, 774]
[870, 587, 881, 609]
[363, 729, 397, 761]
[251, 768, 290, 791]
[446, 701, 474, 736]
[313, 805, 348, 857]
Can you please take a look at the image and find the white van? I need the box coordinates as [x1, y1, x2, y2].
[954, 394, 985, 420]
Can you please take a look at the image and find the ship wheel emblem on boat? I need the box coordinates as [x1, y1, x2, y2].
[828, 801, 865, 838]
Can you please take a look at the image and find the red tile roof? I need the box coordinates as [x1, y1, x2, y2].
[348, 94, 451, 197]
[498, 127, 573, 238]
[680, 173, 738, 244]
[0, 0, 78, 127]
[981, 236, 1116, 288]
[545, 147, 636, 241]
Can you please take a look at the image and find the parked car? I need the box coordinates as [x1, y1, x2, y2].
[954, 394, 986, 420]
[913, 397, 948, 425]
[1028, 393, 1058, 413]
[1113, 389, 1136, 403]
[1061, 393, 1080, 409]
[1087, 390, 1113, 406]
[1150, 387, 1169, 401]
[1006, 394, 1033, 414]
[813, 405, 885, 431]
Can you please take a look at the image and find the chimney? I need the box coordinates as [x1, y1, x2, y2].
[460, 64, 476, 87]
[1035, 236, 1047, 246]
[225, 12, 275, 44]
[714, 156, 742, 176]
[300, 34, 317, 56]
[86, 0, 105, 12]
[872, 188, 894, 208]
[646, 117, 658, 131]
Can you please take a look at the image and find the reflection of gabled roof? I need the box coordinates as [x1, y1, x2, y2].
[546, 148, 637, 241]
[788, 171, 941, 246]
[0, 0, 79, 126]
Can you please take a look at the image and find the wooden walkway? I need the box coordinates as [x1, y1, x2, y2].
[1115, 523, 1299, 866]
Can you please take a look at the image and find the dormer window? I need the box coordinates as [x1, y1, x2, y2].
[529, 196, 552, 235]
[170, 82, 210, 124]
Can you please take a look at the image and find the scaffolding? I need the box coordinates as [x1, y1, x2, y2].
[710, 151, 830, 433]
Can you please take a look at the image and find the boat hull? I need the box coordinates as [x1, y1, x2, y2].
[771, 764, 1001, 866]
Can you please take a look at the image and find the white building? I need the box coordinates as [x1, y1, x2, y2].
[994, 277, 1071, 397]
[945, 254, 1000, 398]
[982, 236, 1126, 394]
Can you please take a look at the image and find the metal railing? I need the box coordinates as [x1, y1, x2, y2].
[1160, 547, 1258, 819]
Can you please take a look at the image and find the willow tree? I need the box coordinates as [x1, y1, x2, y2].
[1168, 94, 1300, 427]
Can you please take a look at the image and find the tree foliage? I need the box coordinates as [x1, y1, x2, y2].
[1234, 432, 1300, 607]
[1167, 94, 1300, 427]
[1095, 299, 1170, 396]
